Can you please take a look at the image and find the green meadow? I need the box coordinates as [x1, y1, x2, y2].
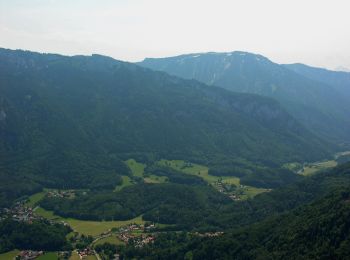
[300, 160, 338, 176]
[114, 175, 133, 191]
[25, 191, 46, 207]
[157, 159, 268, 199]
[0, 250, 20, 260]
[117, 159, 267, 199]
[37, 252, 58, 260]
[144, 175, 168, 183]
[94, 235, 125, 246]
[125, 159, 145, 177]
[69, 251, 80, 260]
[35, 207, 144, 237]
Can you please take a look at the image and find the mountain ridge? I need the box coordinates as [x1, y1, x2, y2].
[139, 51, 350, 145]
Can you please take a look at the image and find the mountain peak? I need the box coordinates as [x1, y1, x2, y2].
[142, 51, 270, 63]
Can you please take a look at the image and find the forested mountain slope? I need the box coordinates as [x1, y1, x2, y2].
[0, 48, 331, 194]
[139, 52, 350, 144]
[285, 63, 350, 99]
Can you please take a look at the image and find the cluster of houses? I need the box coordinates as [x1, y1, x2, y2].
[77, 248, 95, 259]
[214, 180, 243, 200]
[134, 234, 156, 247]
[15, 251, 71, 260]
[118, 233, 155, 247]
[109, 223, 156, 247]
[1, 201, 40, 223]
[194, 231, 224, 237]
[118, 232, 137, 243]
[117, 223, 155, 233]
[46, 190, 76, 199]
[16, 250, 43, 260]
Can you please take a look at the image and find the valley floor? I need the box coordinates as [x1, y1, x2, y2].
[3, 154, 349, 259]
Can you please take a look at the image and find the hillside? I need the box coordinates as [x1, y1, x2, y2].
[39, 160, 350, 231]
[118, 163, 350, 259]
[0, 48, 332, 200]
[139, 52, 350, 144]
[193, 188, 350, 259]
[285, 63, 350, 99]
[132, 187, 350, 260]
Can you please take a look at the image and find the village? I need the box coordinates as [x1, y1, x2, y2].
[0, 201, 41, 223]
[0, 188, 222, 260]
[0, 188, 224, 260]
[46, 190, 77, 199]
[72, 223, 157, 259]
[95, 223, 156, 246]
[0, 190, 77, 223]
[0, 190, 160, 260]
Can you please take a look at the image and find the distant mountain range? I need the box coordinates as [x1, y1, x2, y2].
[139, 52, 350, 145]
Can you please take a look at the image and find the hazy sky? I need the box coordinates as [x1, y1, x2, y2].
[0, 0, 349, 70]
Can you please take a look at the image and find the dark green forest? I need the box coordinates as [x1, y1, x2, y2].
[119, 186, 350, 259]
[0, 219, 72, 253]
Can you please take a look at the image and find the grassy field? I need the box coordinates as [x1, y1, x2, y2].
[69, 251, 80, 260]
[35, 207, 144, 236]
[157, 159, 218, 183]
[114, 175, 133, 191]
[0, 250, 19, 260]
[282, 162, 303, 172]
[37, 252, 58, 260]
[220, 176, 240, 186]
[144, 174, 168, 183]
[300, 160, 338, 176]
[69, 251, 96, 260]
[25, 191, 46, 207]
[115, 159, 147, 191]
[94, 235, 125, 246]
[157, 159, 268, 199]
[125, 158, 169, 183]
[239, 186, 271, 199]
[125, 159, 146, 177]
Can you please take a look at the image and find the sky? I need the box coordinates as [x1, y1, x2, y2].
[0, 0, 349, 70]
